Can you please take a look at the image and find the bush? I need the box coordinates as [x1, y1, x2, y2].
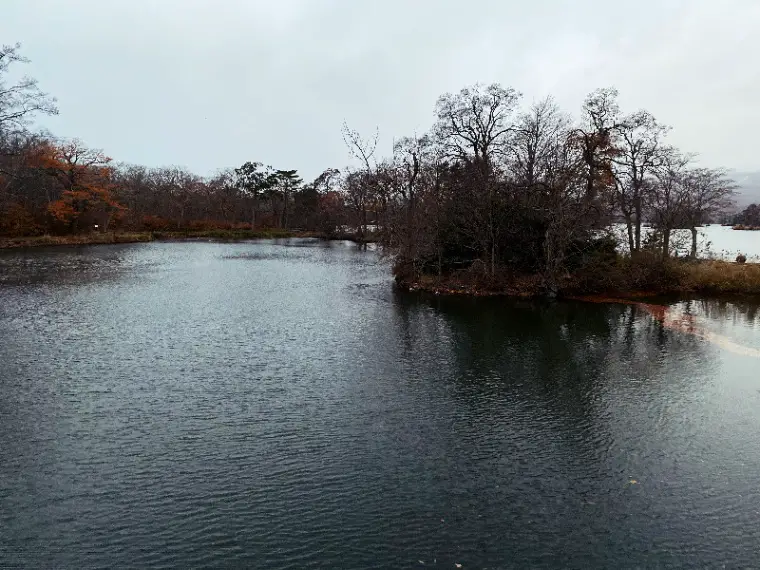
[568, 252, 686, 295]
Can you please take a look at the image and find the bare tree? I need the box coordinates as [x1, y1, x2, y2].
[388, 134, 431, 272]
[0, 43, 58, 137]
[650, 154, 736, 258]
[342, 122, 378, 173]
[433, 83, 521, 165]
[433, 83, 521, 274]
[681, 167, 736, 257]
[540, 126, 602, 293]
[510, 96, 569, 193]
[612, 110, 670, 253]
[650, 150, 690, 257]
[341, 122, 380, 240]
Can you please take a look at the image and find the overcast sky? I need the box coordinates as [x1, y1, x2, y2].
[3, 0, 759, 179]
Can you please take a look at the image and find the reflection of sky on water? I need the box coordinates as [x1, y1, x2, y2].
[1, 242, 760, 568]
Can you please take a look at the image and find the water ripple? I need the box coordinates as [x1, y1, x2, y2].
[1, 242, 760, 568]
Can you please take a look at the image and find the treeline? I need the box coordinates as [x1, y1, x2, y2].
[733, 204, 760, 227]
[1, 137, 349, 236]
[0, 43, 352, 238]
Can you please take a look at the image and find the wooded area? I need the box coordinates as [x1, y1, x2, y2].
[342, 84, 737, 293]
[1, 42, 741, 293]
[734, 203, 760, 228]
[0, 43, 350, 238]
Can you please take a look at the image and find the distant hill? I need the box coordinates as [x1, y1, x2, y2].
[729, 171, 760, 209]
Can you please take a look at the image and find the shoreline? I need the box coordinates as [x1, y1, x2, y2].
[397, 259, 760, 300]
[4, 233, 759, 299]
[0, 230, 373, 249]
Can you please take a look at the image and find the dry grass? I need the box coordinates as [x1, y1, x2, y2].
[0, 229, 361, 249]
[400, 267, 544, 298]
[151, 229, 297, 240]
[400, 257, 760, 299]
[683, 260, 760, 295]
[0, 232, 154, 248]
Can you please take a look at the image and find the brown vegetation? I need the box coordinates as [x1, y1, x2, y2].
[0, 232, 152, 249]
[1, 44, 358, 241]
[682, 260, 760, 295]
[399, 256, 760, 299]
[0, 228, 347, 249]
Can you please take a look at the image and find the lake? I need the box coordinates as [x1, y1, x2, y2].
[1, 240, 760, 569]
[614, 224, 760, 261]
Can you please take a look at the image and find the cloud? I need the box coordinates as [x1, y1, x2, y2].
[2, 0, 758, 178]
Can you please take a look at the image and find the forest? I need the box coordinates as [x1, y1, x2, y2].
[0, 43, 347, 239]
[733, 203, 760, 229]
[2, 42, 752, 295]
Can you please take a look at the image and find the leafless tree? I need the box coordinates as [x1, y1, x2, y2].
[388, 134, 431, 271]
[612, 110, 670, 253]
[650, 150, 691, 257]
[680, 166, 736, 257]
[433, 83, 521, 274]
[650, 153, 736, 258]
[510, 96, 570, 193]
[0, 43, 58, 137]
[539, 126, 603, 292]
[341, 122, 381, 240]
[433, 83, 521, 165]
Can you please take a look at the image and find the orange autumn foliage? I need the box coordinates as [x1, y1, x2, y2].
[0, 202, 41, 236]
[32, 140, 126, 231]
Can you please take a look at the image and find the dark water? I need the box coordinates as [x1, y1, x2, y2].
[1, 240, 760, 569]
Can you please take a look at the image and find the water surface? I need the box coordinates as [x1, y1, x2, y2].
[614, 223, 760, 261]
[1, 240, 760, 568]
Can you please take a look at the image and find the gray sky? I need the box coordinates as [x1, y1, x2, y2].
[3, 0, 759, 180]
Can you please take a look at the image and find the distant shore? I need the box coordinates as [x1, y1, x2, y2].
[0, 230, 374, 249]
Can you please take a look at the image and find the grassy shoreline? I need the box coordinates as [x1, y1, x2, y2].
[0, 232, 156, 249]
[398, 259, 760, 300]
[0, 229, 371, 249]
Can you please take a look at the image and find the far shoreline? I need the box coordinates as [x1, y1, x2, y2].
[0, 230, 375, 250]
[4, 232, 760, 300]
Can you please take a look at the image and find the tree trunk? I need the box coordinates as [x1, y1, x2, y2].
[662, 228, 670, 259]
[251, 191, 258, 230]
[283, 188, 289, 229]
[690, 227, 698, 258]
[624, 214, 635, 254]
